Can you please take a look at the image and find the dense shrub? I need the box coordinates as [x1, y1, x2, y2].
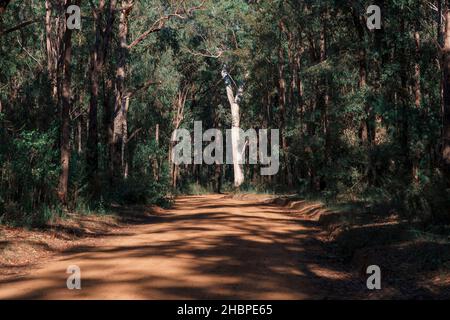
[0, 129, 60, 225]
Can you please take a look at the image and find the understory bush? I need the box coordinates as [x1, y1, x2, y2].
[0, 129, 60, 226]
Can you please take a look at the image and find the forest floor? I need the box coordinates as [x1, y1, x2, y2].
[0, 194, 448, 299]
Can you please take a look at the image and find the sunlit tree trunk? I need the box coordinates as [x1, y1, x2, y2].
[169, 87, 188, 188]
[113, 1, 133, 180]
[45, 0, 60, 100]
[222, 66, 245, 188]
[154, 124, 160, 181]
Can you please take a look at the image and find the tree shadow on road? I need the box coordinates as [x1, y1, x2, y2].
[1, 196, 448, 299]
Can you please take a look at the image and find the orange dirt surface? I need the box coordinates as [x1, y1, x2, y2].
[0, 195, 368, 299]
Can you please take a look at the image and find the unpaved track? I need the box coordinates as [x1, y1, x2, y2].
[0, 195, 358, 299]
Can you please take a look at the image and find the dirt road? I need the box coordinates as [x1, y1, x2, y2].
[0, 195, 360, 299]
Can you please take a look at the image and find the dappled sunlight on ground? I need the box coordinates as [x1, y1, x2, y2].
[0, 195, 362, 299]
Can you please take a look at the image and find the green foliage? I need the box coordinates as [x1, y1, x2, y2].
[0, 128, 60, 225]
[0, 0, 448, 227]
[397, 177, 450, 224]
[110, 142, 170, 205]
[183, 182, 212, 195]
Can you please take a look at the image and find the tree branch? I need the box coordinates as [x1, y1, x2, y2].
[127, 0, 205, 49]
[0, 18, 41, 37]
[127, 127, 142, 143]
[184, 46, 224, 58]
[126, 79, 162, 98]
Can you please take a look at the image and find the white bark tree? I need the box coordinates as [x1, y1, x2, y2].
[221, 65, 245, 187]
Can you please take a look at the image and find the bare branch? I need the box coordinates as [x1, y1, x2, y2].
[127, 127, 142, 143]
[127, 0, 206, 49]
[0, 18, 41, 37]
[16, 37, 43, 68]
[184, 46, 224, 58]
[114, 3, 135, 12]
[126, 79, 162, 98]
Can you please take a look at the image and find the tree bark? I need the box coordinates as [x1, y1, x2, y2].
[88, 0, 116, 197]
[442, 6, 450, 182]
[102, 1, 116, 184]
[278, 20, 292, 187]
[352, 7, 369, 144]
[222, 66, 245, 188]
[319, 11, 330, 190]
[112, 0, 133, 180]
[57, 2, 75, 205]
[169, 87, 188, 188]
[413, 28, 422, 184]
[154, 124, 160, 182]
[87, 0, 106, 199]
[398, 18, 411, 179]
[45, 0, 60, 100]
[352, 5, 378, 185]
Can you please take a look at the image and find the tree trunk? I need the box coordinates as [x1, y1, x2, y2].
[103, 78, 114, 182]
[353, 5, 378, 185]
[398, 19, 411, 179]
[351, 7, 369, 144]
[77, 116, 82, 154]
[113, 1, 133, 180]
[169, 138, 176, 188]
[413, 28, 422, 184]
[169, 87, 188, 188]
[102, 1, 117, 184]
[442, 7, 450, 182]
[294, 41, 305, 131]
[87, 0, 106, 199]
[319, 12, 330, 190]
[122, 97, 129, 179]
[277, 20, 292, 187]
[57, 2, 74, 205]
[154, 124, 160, 182]
[45, 0, 59, 100]
[222, 67, 244, 188]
